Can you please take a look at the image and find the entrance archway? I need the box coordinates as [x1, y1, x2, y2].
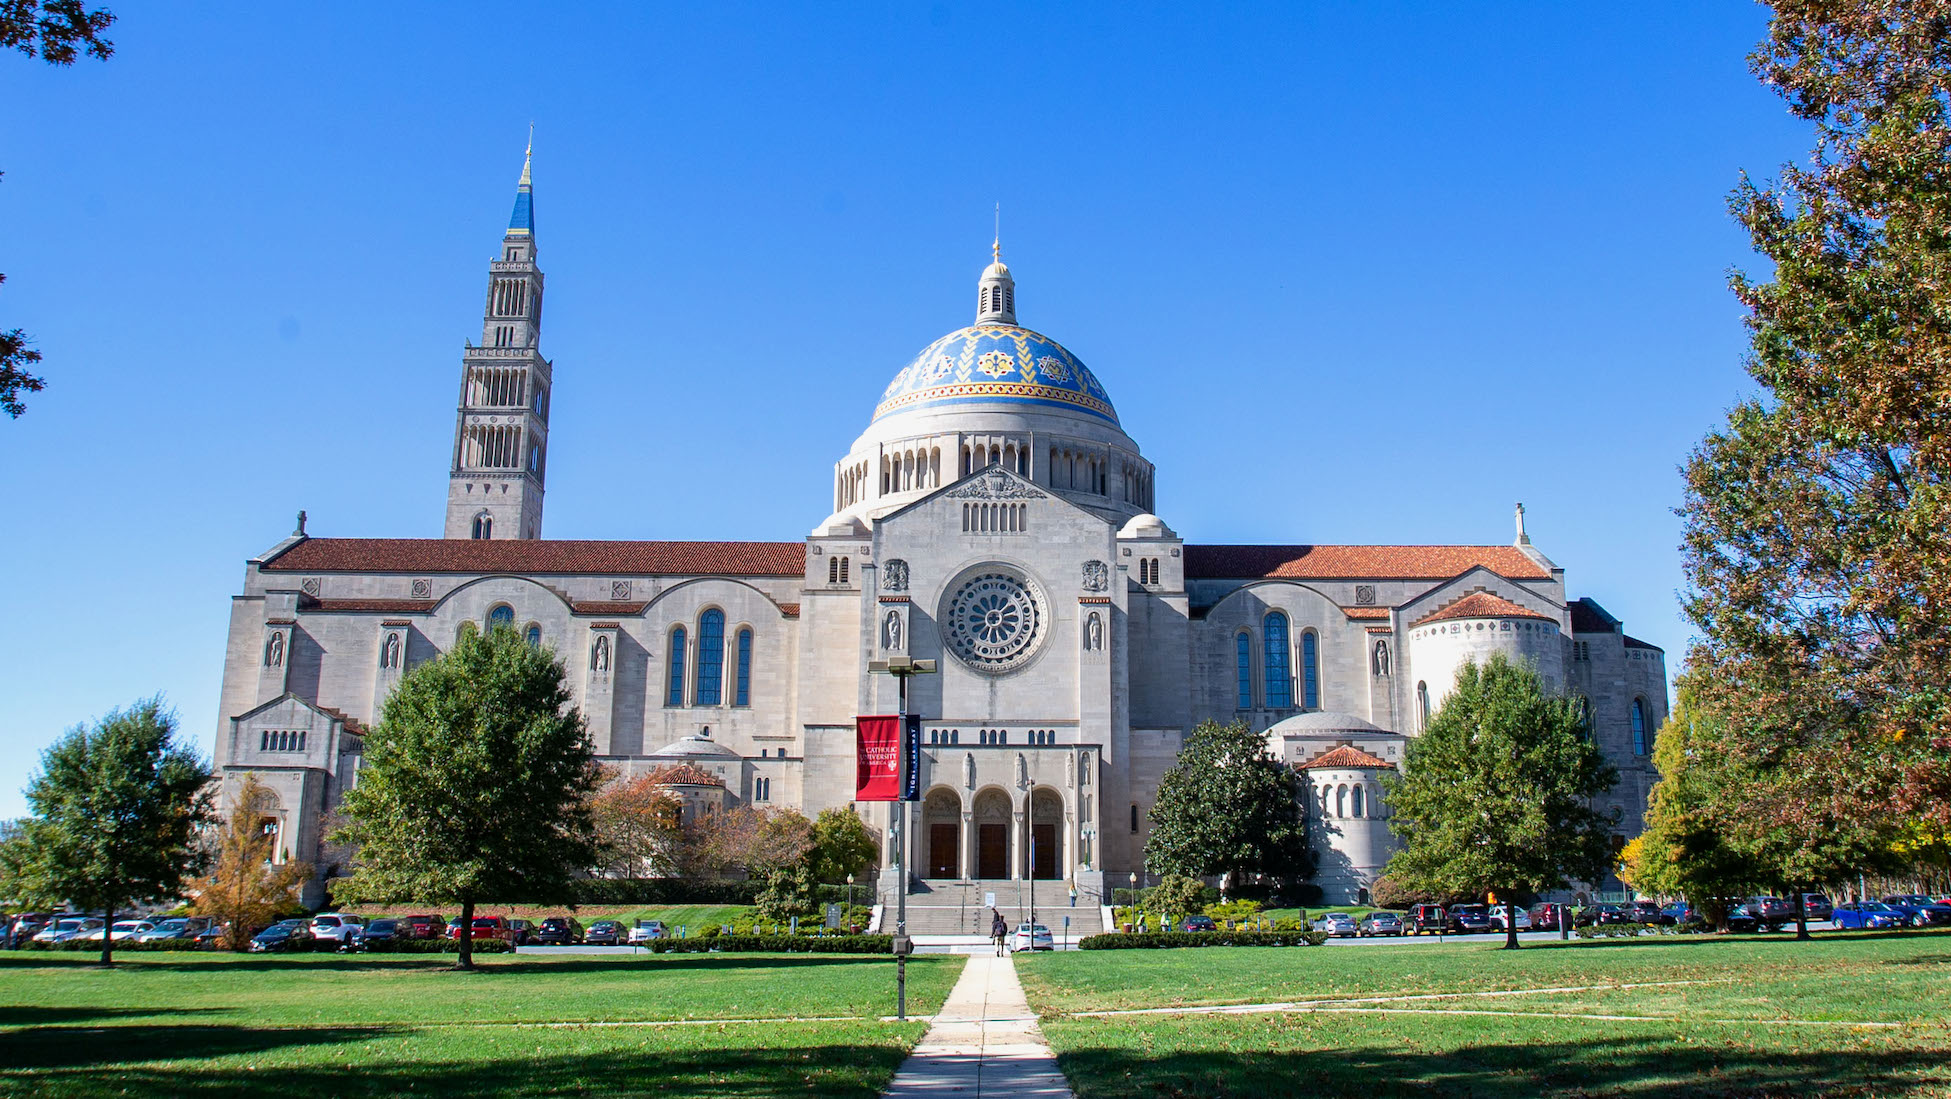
[972, 788, 1012, 879]
[922, 787, 961, 878]
[1030, 787, 1064, 880]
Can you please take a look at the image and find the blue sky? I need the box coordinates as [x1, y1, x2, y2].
[0, 2, 1803, 816]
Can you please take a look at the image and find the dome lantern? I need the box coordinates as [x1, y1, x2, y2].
[976, 235, 1015, 325]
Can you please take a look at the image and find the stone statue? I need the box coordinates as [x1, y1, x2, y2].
[383, 632, 401, 669]
[592, 635, 610, 672]
[1085, 612, 1103, 652]
[964, 752, 975, 789]
[1373, 639, 1389, 676]
[885, 610, 903, 652]
[266, 632, 284, 668]
[882, 559, 910, 592]
[1016, 752, 1028, 788]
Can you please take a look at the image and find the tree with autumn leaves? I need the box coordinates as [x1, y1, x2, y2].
[1678, 1, 1951, 901]
[191, 774, 312, 951]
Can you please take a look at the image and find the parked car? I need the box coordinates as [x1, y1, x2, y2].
[1407, 904, 1453, 934]
[310, 913, 365, 947]
[1833, 902, 1908, 930]
[1179, 915, 1217, 932]
[1624, 901, 1663, 924]
[34, 917, 103, 943]
[1657, 902, 1694, 926]
[402, 914, 448, 940]
[1010, 923, 1054, 952]
[451, 917, 515, 944]
[1447, 904, 1494, 933]
[585, 919, 625, 945]
[1315, 912, 1359, 938]
[1487, 906, 1532, 931]
[76, 919, 155, 942]
[1800, 894, 1835, 922]
[1881, 895, 1951, 927]
[7, 913, 51, 946]
[249, 919, 314, 952]
[360, 918, 402, 945]
[135, 917, 210, 942]
[627, 920, 667, 944]
[1579, 904, 1627, 927]
[533, 917, 585, 945]
[508, 918, 534, 945]
[1740, 896, 1794, 931]
[1527, 903, 1574, 931]
[193, 923, 229, 948]
[1359, 911, 1404, 937]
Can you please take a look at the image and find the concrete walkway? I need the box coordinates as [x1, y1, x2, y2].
[882, 952, 1073, 1098]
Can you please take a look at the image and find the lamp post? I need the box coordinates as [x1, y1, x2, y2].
[846, 873, 854, 910]
[869, 656, 936, 1021]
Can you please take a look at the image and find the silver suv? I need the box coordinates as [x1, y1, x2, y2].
[310, 913, 366, 947]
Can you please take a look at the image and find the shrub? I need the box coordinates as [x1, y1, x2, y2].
[1149, 874, 1209, 917]
[359, 938, 515, 954]
[646, 934, 892, 954]
[1203, 899, 1264, 923]
[1080, 930, 1328, 950]
[25, 938, 203, 952]
[1369, 874, 1423, 909]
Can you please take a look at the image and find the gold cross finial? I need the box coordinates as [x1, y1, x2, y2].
[992, 203, 1002, 263]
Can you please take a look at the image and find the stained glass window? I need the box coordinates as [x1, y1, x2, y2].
[735, 628, 753, 707]
[1263, 612, 1291, 708]
[1236, 633, 1252, 709]
[1631, 698, 1648, 755]
[488, 604, 514, 630]
[666, 627, 686, 707]
[1301, 631, 1319, 709]
[696, 611, 724, 706]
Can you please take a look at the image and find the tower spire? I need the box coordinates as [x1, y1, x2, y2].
[508, 130, 534, 238]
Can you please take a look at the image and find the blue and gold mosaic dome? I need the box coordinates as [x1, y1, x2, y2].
[872, 324, 1119, 426]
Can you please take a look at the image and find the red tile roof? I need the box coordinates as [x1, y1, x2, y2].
[313, 599, 438, 614]
[778, 603, 800, 618]
[1342, 606, 1390, 619]
[571, 601, 649, 616]
[646, 763, 726, 787]
[1298, 745, 1393, 770]
[264, 538, 805, 577]
[1411, 591, 1555, 627]
[1184, 545, 1550, 581]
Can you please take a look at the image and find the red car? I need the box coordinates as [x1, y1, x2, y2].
[402, 914, 448, 940]
[449, 916, 515, 943]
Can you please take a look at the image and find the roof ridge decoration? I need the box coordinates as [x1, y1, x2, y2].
[944, 466, 1048, 501]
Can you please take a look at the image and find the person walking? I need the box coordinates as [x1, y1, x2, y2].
[990, 908, 1008, 956]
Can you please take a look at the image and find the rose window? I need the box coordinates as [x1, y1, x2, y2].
[943, 571, 1045, 673]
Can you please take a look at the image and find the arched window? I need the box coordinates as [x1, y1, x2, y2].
[735, 628, 753, 707]
[666, 627, 686, 707]
[1631, 697, 1648, 755]
[696, 610, 725, 706]
[487, 604, 514, 631]
[524, 623, 542, 648]
[1130, 804, 1139, 833]
[828, 557, 839, 584]
[471, 512, 492, 540]
[1336, 784, 1348, 817]
[1235, 632, 1252, 709]
[1351, 784, 1364, 818]
[1263, 612, 1292, 708]
[1301, 631, 1320, 709]
[839, 557, 850, 584]
[1417, 680, 1431, 730]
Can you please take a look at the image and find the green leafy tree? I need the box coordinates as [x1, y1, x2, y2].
[807, 806, 878, 885]
[189, 774, 312, 951]
[330, 626, 599, 969]
[11, 698, 213, 964]
[2, 2, 116, 418]
[1381, 656, 1617, 949]
[1682, 2, 1951, 848]
[1144, 719, 1311, 897]
[754, 861, 815, 923]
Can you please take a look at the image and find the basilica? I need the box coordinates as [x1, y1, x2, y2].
[211, 153, 1669, 911]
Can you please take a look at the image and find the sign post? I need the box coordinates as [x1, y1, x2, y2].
[863, 657, 936, 1022]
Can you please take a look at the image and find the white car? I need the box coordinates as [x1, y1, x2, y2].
[34, 917, 103, 943]
[1314, 913, 1359, 938]
[75, 920, 155, 942]
[310, 913, 366, 946]
[1010, 923, 1054, 952]
[1487, 906, 1533, 931]
[627, 920, 666, 944]
[135, 918, 203, 942]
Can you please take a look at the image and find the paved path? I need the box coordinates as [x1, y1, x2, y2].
[882, 952, 1073, 1098]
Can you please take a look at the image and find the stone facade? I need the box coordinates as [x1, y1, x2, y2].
[210, 158, 1668, 907]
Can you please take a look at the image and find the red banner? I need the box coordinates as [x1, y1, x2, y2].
[856, 715, 903, 801]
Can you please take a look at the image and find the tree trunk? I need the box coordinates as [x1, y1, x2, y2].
[456, 898, 475, 971]
[1794, 886, 1810, 941]
[1504, 897, 1520, 950]
[100, 901, 114, 967]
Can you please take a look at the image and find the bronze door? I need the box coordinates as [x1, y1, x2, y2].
[1032, 823, 1058, 879]
[928, 823, 958, 878]
[977, 823, 1007, 879]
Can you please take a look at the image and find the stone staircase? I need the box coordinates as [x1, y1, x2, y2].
[887, 879, 1105, 937]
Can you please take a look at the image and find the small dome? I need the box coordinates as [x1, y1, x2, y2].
[647, 732, 740, 760]
[812, 511, 869, 537]
[1117, 512, 1176, 540]
[873, 324, 1118, 427]
[982, 260, 1011, 280]
[1266, 711, 1387, 737]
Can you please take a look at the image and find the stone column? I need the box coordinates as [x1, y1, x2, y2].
[1012, 802, 1028, 881]
[960, 810, 975, 880]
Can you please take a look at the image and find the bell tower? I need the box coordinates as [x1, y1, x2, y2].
[444, 137, 551, 540]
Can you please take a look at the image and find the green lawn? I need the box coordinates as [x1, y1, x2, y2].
[0, 950, 958, 1097]
[1018, 930, 1951, 1097]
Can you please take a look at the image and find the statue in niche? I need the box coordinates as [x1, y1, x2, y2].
[1016, 752, 1028, 788]
[266, 632, 284, 668]
[591, 635, 610, 673]
[964, 752, 975, 789]
[1085, 612, 1103, 652]
[382, 632, 401, 670]
[1373, 640, 1390, 676]
[884, 610, 903, 652]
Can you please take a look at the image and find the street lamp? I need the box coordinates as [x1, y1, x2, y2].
[846, 873, 854, 909]
[868, 655, 936, 1021]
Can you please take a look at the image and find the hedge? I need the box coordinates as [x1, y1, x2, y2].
[23, 938, 204, 952]
[327, 879, 871, 908]
[1079, 930, 1329, 949]
[644, 934, 893, 954]
[359, 938, 515, 954]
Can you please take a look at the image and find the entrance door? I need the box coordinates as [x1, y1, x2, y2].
[928, 823, 958, 878]
[977, 823, 1007, 879]
[1032, 823, 1058, 879]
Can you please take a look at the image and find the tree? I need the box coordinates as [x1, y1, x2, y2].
[330, 626, 599, 970]
[1144, 719, 1311, 896]
[1381, 656, 1617, 949]
[588, 768, 682, 879]
[1682, 2, 1951, 848]
[10, 698, 213, 964]
[2, 2, 116, 419]
[807, 806, 878, 885]
[189, 775, 312, 951]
